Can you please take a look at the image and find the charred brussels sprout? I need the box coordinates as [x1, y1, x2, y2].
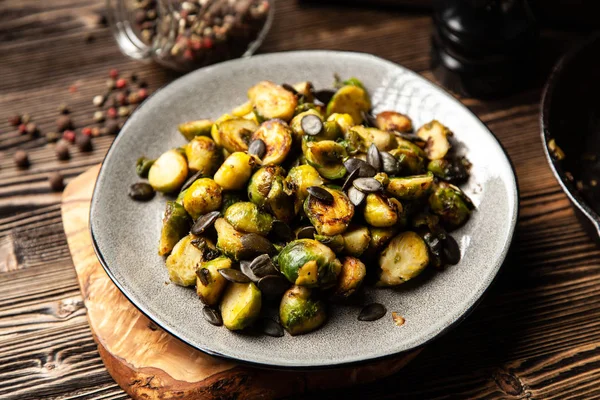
[158, 201, 190, 256]
[279, 285, 326, 336]
[304, 140, 347, 180]
[215, 117, 258, 153]
[220, 191, 244, 214]
[347, 126, 397, 153]
[326, 85, 371, 124]
[248, 81, 298, 122]
[251, 119, 293, 165]
[375, 111, 413, 133]
[214, 218, 245, 260]
[304, 187, 354, 236]
[364, 227, 397, 258]
[211, 113, 234, 146]
[278, 239, 342, 288]
[417, 120, 452, 160]
[327, 113, 354, 134]
[182, 178, 222, 220]
[314, 234, 345, 254]
[247, 165, 295, 222]
[386, 172, 434, 201]
[214, 152, 258, 190]
[341, 225, 371, 257]
[221, 282, 262, 331]
[178, 119, 214, 141]
[196, 256, 232, 306]
[290, 110, 323, 142]
[224, 202, 273, 235]
[166, 234, 213, 286]
[363, 193, 403, 228]
[185, 136, 221, 175]
[377, 231, 429, 286]
[231, 101, 254, 117]
[334, 257, 367, 298]
[292, 81, 315, 102]
[286, 165, 324, 214]
[427, 158, 470, 183]
[428, 182, 473, 228]
[148, 149, 189, 193]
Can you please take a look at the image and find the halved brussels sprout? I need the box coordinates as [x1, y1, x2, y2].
[417, 120, 452, 160]
[375, 111, 413, 133]
[304, 140, 347, 180]
[279, 285, 326, 336]
[339, 77, 365, 89]
[327, 113, 354, 134]
[341, 225, 371, 257]
[213, 152, 258, 190]
[267, 174, 296, 222]
[396, 137, 427, 158]
[389, 147, 425, 175]
[314, 234, 345, 254]
[221, 282, 262, 331]
[286, 165, 324, 214]
[183, 178, 222, 219]
[248, 81, 298, 122]
[231, 101, 254, 117]
[334, 256, 367, 298]
[278, 239, 342, 288]
[251, 119, 293, 165]
[293, 81, 315, 102]
[290, 110, 323, 142]
[185, 136, 221, 175]
[220, 191, 244, 214]
[326, 85, 371, 125]
[377, 231, 429, 286]
[304, 187, 354, 236]
[347, 126, 397, 152]
[148, 149, 189, 193]
[178, 119, 214, 141]
[363, 193, 403, 228]
[224, 202, 273, 235]
[158, 201, 190, 256]
[364, 227, 397, 258]
[429, 182, 473, 228]
[386, 172, 434, 201]
[176, 188, 188, 205]
[215, 117, 258, 153]
[427, 158, 470, 183]
[211, 113, 234, 146]
[166, 234, 211, 286]
[214, 218, 245, 260]
[247, 165, 295, 222]
[196, 256, 232, 306]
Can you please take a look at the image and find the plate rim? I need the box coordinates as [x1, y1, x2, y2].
[90, 49, 519, 370]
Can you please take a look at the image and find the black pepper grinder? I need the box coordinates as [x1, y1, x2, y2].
[431, 0, 539, 98]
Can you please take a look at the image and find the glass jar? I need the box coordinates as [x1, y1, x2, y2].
[106, 0, 273, 71]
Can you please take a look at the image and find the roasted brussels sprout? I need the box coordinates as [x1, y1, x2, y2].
[213, 152, 258, 190]
[375, 111, 413, 133]
[278, 239, 342, 288]
[247, 165, 295, 222]
[148, 149, 189, 193]
[251, 119, 293, 165]
[176, 188, 188, 205]
[196, 256, 232, 306]
[293, 81, 315, 102]
[304, 187, 354, 236]
[427, 158, 470, 183]
[314, 234, 345, 254]
[364, 227, 397, 258]
[210, 113, 234, 146]
[220, 191, 244, 214]
[389, 147, 425, 175]
[304, 140, 347, 180]
[221, 282, 262, 331]
[248, 81, 298, 122]
[341, 225, 371, 257]
[429, 182, 473, 228]
[334, 256, 367, 298]
[224, 202, 273, 235]
[363, 193, 403, 228]
[417, 120, 452, 160]
[185, 136, 221, 175]
[279, 285, 326, 336]
[346, 126, 396, 153]
[286, 165, 324, 214]
[178, 119, 214, 141]
[231, 101, 254, 117]
[215, 117, 258, 153]
[166, 234, 212, 286]
[377, 231, 429, 286]
[327, 113, 354, 134]
[386, 172, 434, 201]
[214, 218, 245, 260]
[183, 178, 223, 219]
[326, 85, 371, 124]
[290, 110, 323, 142]
[158, 201, 190, 256]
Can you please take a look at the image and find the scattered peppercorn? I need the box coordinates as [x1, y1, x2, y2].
[26, 122, 38, 136]
[9, 115, 21, 126]
[69, 85, 78, 93]
[55, 140, 70, 160]
[93, 94, 106, 107]
[127, 92, 140, 104]
[57, 115, 73, 131]
[58, 103, 70, 114]
[14, 150, 29, 168]
[82, 127, 93, 136]
[106, 79, 116, 90]
[104, 120, 120, 135]
[116, 78, 127, 89]
[130, 72, 138, 83]
[138, 80, 148, 88]
[85, 32, 95, 43]
[93, 110, 105, 123]
[46, 132, 61, 143]
[18, 124, 27, 135]
[138, 88, 148, 101]
[21, 114, 31, 124]
[118, 106, 131, 118]
[63, 130, 76, 143]
[116, 92, 128, 106]
[109, 69, 119, 79]
[77, 135, 93, 152]
[107, 107, 118, 119]
[91, 127, 101, 137]
[48, 172, 65, 192]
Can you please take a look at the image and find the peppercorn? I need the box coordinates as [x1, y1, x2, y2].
[63, 130, 76, 143]
[93, 94, 106, 107]
[18, 124, 27, 135]
[77, 135, 93, 152]
[116, 92, 128, 105]
[55, 140, 70, 160]
[138, 88, 148, 101]
[118, 106, 131, 118]
[58, 104, 70, 114]
[127, 92, 140, 104]
[109, 68, 119, 79]
[107, 107, 118, 119]
[82, 127, 93, 136]
[91, 127, 101, 137]
[116, 78, 127, 89]
[93, 111, 105, 123]
[104, 120, 120, 135]
[14, 150, 29, 168]
[106, 79, 116, 90]
[57, 115, 73, 131]
[26, 122, 38, 135]
[9, 115, 21, 126]
[21, 114, 31, 124]
[48, 172, 64, 192]
[46, 132, 61, 143]
[130, 72, 138, 83]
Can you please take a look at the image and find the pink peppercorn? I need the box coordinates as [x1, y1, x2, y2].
[109, 69, 119, 79]
[63, 130, 76, 143]
[82, 127, 93, 136]
[116, 78, 127, 89]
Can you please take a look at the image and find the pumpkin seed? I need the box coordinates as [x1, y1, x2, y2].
[257, 275, 290, 297]
[180, 171, 203, 192]
[281, 83, 298, 95]
[202, 306, 223, 326]
[307, 186, 334, 204]
[240, 260, 260, 282]
[128, 182, 155, 201]
[347, 186, 366, 206]
[218, 268, 251, 284]
[367, 143, 382, 171]
[442, 235, 461, 265]
[240, 233, 276, 258]
[257, 317, 284, 337]
[314, 89, 335, 105]
[353, 177, 382, 193]
[358, 303, 387, 321]
[270, 220, 294, 243]
[361, 110, 378, 127]
[191, 211, 220, 235]
[342, 167, 360, 191]
[296, 226, 316, 239]
[301, 114, 323, 136]
[380, 151, 400, 175]
[248, 139, 266, 159]
[196, 267, 210, 286]
[250, 254, 278, 278]
[344, 158, 376, 178]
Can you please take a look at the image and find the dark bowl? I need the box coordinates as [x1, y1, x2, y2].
[541, 33, 600, 242]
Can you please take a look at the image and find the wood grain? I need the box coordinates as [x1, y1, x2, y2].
[0, 0, 597, 398]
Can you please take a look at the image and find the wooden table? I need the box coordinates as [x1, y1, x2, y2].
[0, 1, 597, 398]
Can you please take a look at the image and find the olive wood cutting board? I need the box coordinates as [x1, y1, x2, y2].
[60, 164, 419, 399]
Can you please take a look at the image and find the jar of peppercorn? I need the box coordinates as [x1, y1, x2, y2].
[106, 0, 273, 71]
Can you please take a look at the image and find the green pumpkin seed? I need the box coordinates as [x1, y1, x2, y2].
[353, 177, 382, 193]
[270, 220, 294, 243]
[347, 186, 366, 206]
[240, 233, 276, 259]
[218, 268, 251, 284]
[358, 303, 387, 321]
[381, 151, 400, 175]
[196, 267, 211, 286]
[307, 186, 334, 204]
[367, 143, 381, 171]
[202, 306, 223, 326]
[296, 226, 316, 239]
[342, 167, 360, 191]
[257, 275, 290, 297]
[248, 139, 266, 159]
[191, 211, 220, 235]
[240, 260, 260, 282]
[443, 235, 461, 265]
[301, 114, 323, 136]
[256, 317, 284, 337]
[180, 171, 203, 192]
[281, 83, 298, 95]
[128, 182, 155, 201]
[250, 254, 278, 277]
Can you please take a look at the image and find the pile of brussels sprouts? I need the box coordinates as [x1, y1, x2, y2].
[133, 77, 474, 336]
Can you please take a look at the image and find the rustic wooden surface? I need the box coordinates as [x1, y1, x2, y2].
[60, 165, 418, 399]
[0, 0, 597, 399]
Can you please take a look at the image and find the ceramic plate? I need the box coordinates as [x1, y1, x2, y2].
[91, 51, 518, 369]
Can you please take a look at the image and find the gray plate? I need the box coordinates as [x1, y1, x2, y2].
[91, 51, 518, 369]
